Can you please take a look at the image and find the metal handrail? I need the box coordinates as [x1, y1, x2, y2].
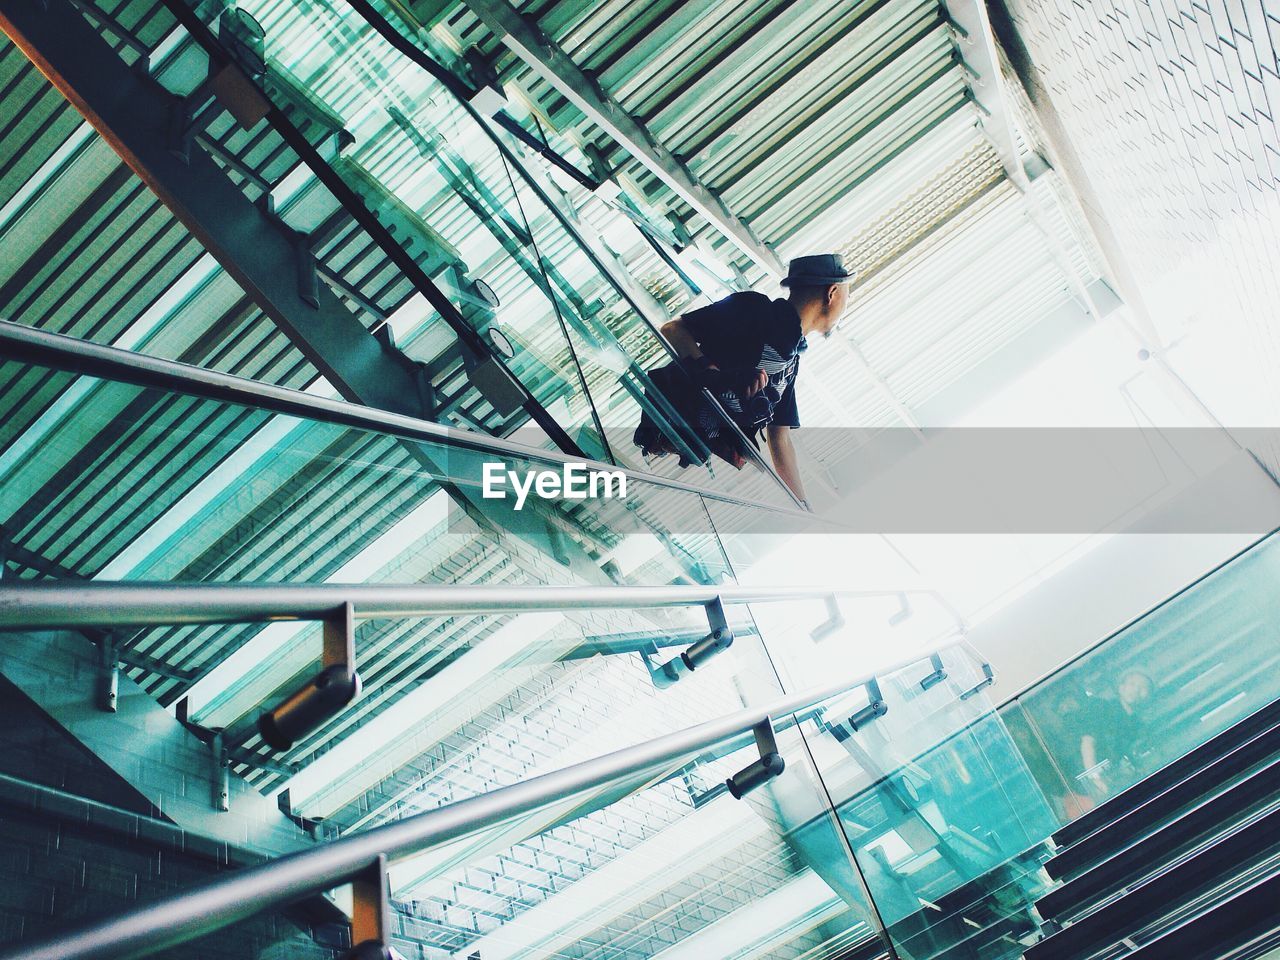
[0, 580, 940, 630]
[0, 645, 968, 960]
[0, 319, 830, 522]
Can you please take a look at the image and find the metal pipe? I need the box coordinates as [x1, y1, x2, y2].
[0, 648, 957, 960]
[0, 580, 936, 630]
[0, 319, 827, 520]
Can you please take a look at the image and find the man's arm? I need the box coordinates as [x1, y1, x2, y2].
[660, 318, 703, 360]
[766, 424, 807, 505]
[661, 318, 765, 394]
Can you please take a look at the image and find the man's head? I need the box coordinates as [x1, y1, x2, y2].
[790, 282, 849, 337]
[1117, 669, 1153, 710]
[782, 253, 854, 338]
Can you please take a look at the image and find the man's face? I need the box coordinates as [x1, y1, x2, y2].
[1118, 671, 1152, 709]
[817, 283, 850, 337]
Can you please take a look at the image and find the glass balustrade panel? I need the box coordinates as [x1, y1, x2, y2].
[0, 366, 814, 844]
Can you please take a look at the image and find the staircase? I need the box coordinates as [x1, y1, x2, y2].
[1020, 694, 1280, 960]
[863, 693, 1280, 960]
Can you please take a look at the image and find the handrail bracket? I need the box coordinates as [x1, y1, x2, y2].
[919, 652, 948, 691]
[644, 595, 735, 688]
[847, 678, 889, 731]
[257, 601, 362, 751]
[726, 718, 785, 799]
[347, 854, 393, 960]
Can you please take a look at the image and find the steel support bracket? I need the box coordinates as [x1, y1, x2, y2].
[919, 653, 947, 692]
[207, 60, 269, 128]
[346, 854, 392, 960]
[726, 718, 785, 799]
[645, 596, 734, 689]
[211, 731, 230, 812]
[256, 602, 361, 751]
[959, 662, 995, 701]
[888, 591, 912, 626]
[166, 47, 267, 163]
[166, 86, 215, 165]
[809, 595, 844, 642]
[323, 601, 357, 685]
[681, 596, 733, 670]
[98, 633, 120, 713]
[641, 643, 684, 689]
[292, 229, 320, 308]
[847, 678, 888, 731]
[254, 198, 321, 310]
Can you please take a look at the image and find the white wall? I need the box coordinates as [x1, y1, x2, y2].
[966, 451, 1280, 700]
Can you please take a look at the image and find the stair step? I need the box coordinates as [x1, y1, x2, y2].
[1046, 718, 1280, 882]
[1024, 805, 1280, 960]
[831, 934, 889, 960]
[1123, 868, 1280, 960]
[871, 849, 1055, 960]
[1052, 695, 1280, 850]
[933, 848, 1053, 914]
[1037, 756, 1280, 923]
[912, 911, 1040, 960]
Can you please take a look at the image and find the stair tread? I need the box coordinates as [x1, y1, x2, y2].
[1052, 695, 1280, 850]
[1037, 759, 1280, 923]
[1123, 869, 1280, 960]
[1047, 730, 1280, 883]
[1026, 805, 1280, 960]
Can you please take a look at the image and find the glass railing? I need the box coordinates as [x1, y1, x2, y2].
[790, 645, 1055, 960]
[9, 342, 1280, 959]
[383, 694, 875, 960]
[3, 343, 1003, 960]
[164, 0, 795, 503]
[0, 634, 951, 960]
[0, 351, 826, 828]
[651, 531, 1280, 960]
[788, 531, 1280, 960]
[1001, 531, 1280, 826]
[372, 629, 999, 960]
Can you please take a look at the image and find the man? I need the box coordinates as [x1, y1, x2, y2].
[1076, 669, 1154, 799]
[656, 253, 853, 506]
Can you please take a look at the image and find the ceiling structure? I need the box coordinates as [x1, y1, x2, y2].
[408, 0, 1123, 479]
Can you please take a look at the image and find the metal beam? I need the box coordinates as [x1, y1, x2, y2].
[985, 0, 1252, 452]
[0, 629, 309, 859]
[941, 0, 1027, 188]
[460, 0, 787, 278]
[942, 2, 1124, 327]
[985, 0, 1169, 358]
[0, 0, 424, 419]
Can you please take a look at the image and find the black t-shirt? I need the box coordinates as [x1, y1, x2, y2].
[682, 291, 804, 428]
[1084, 696, 1148, 768]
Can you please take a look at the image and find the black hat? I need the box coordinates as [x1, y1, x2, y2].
[780, 253, 855, 287]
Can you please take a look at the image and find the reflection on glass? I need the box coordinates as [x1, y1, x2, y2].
[799, 646, 1058, 960]
[385, 708, 880, 960]
[157, 0, 797, 505]
[1006, 532, 1280, 822]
